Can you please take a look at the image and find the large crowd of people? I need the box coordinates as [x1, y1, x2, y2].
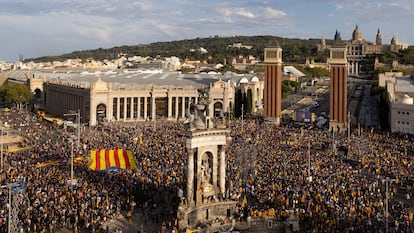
[0, 108, 413, 232]
[227, 119, 414, 232]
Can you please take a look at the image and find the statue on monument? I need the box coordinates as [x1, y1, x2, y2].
[184, 89, 210, 130]
[184, 103, 207, 130]
[201, 158, 215, 199]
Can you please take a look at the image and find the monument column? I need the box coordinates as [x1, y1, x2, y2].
[168, 94, 172, 119]
[137, 97, 141, 119]
[116, 97, 120, 120]
[212, 150, 218, 188]
[187, 148, 194, 204]
[356, 61, 359, 76]
[219, 146, 226, 195]
[151, 94, 156, 121]
[122, 98, 127, 120]
[181, 97, 186, 119]
[195, 149, 202, 206]
[130, 97, 134, 120]
[143, 97, 148, 120]
[175, 97, 179, 119]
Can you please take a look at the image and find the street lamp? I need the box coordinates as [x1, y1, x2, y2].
[241, 104, 244, 133]
[64, 110, 80, 149]
[0, 184, 12, 233]
[70, 139, 74, 186]
[1, 181, 26, 233]
[383, 177, 395, 233]
[307, 137, 312, 183]
[1, 129, 3, 173]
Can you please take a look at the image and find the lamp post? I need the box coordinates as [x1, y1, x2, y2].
[384, 177, 395, 233]
[0, 184, 12, 233]
[307, 137, 312, 182]
[1, 181, 26, 233]
[241, 104, 244, 133]
[71, 139, 74, 186]
[64, 110, 80, 149]
[1, 129, 3, 173]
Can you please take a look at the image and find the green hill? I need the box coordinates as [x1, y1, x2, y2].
[25, 35, 414, 67]
[25, 35, 329, 64]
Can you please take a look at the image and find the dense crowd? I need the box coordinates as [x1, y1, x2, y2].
[0, 108, 413, 232]
[227, 119, 414, 232]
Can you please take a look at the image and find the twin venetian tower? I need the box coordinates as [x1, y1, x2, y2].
[264, 43, 283, 125]
[328, 31, 348, 130]
[264, 32, 348, 130]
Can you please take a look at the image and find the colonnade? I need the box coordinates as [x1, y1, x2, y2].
[348, 60, 361, 76]
[110, 95, 198, 121]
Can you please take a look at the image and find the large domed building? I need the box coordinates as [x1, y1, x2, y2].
[317, 25, 408, 76]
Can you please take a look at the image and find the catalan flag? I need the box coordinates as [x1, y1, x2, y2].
[89, 149, 137, 171]
[35, 160, 61, 168]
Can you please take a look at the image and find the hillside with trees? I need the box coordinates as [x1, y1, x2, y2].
[25, 35, 414, 72]
[25, 35, 327, 64]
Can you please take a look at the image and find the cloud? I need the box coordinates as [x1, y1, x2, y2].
[216, 7, 255, 19]
[262, 6, 287, 18]
[0, 0, 413, 61]
[235, 8, 256, 19]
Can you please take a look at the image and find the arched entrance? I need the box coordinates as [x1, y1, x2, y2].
[200, 151, 214, 197]
[214, 102, 223, 117]
[96, 103, 107, 122]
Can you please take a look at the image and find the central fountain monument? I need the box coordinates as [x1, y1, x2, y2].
[177, 96, 237, 232]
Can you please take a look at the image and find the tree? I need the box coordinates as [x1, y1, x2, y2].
[246, 89, 253, 113]
[234, 89, 243, 118]
[372, 67, 391, 80]
[0, 83, 32, 106]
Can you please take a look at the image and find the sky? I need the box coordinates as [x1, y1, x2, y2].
[0, 0, 413, 62]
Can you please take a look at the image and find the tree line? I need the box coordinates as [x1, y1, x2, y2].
[24, 35, 414, 77]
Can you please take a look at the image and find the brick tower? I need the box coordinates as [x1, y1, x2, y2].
[328, 31, 348, 131]
[264, 44, 283, 125]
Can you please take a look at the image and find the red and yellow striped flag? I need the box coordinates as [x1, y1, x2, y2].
[89, 149, 137, 171]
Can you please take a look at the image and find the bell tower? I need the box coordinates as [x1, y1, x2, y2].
[376, 28, 382, 45]
[328, 31, 348, 131]
[264, 43, 283, 125]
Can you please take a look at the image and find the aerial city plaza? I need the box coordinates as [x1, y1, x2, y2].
[0, 26, 414, 233]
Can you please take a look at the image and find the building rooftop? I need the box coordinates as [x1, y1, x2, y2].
[1, 69, 259, 89]
[395, 76, 414, 93]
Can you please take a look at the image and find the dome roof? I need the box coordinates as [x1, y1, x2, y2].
[250, 76, 259, 83]
[352, 25, 362, 41]
[400, 94, 413, 105]
[391, 35, 398, 45]
[239, 77, 249, 84]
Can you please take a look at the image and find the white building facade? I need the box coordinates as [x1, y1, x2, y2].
[30, 70, 264, 126]
[379, 72, 414, 134]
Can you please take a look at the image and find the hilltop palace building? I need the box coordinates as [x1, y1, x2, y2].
[1, 69, 264, 126]
[317, 25, 408, 76]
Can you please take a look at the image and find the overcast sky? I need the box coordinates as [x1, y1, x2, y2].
[0, 0, 412, 62]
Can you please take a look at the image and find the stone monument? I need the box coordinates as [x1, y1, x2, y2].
[178, 96, 237, 231]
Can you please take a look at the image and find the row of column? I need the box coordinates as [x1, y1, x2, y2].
[111, 96, 195, 121]
[46, 89, 83, 116]
[349, 61, 360, 76]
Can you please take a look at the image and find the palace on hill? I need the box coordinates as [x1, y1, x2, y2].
[317, 25, 408, 76]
